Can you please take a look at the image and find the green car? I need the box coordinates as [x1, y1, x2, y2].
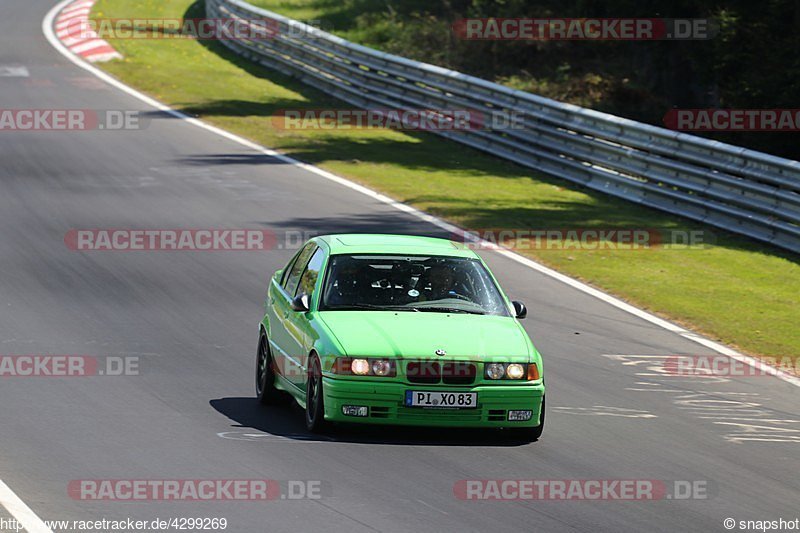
[256, 234, 545, 441]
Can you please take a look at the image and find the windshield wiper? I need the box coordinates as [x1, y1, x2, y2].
[327, 303, 420, 312]
[416, 306, 486, 315]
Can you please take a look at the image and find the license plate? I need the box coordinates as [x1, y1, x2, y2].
[405, 391, 477, 409]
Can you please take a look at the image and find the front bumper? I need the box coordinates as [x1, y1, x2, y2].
[322, 377, 544, 428]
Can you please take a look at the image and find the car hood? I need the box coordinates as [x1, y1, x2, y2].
[317, 311, 531, 361]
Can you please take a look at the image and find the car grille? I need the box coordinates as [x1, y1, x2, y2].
[396, 406, 484, 422]
[370, 406, 390, 418]
[405, 361, 476, 385]
[487, 409, 506, 422]
[406, 361, 441, 384]
[442, 362, 476, 385]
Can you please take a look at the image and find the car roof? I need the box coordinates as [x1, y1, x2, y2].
[316, 234, 479, 258]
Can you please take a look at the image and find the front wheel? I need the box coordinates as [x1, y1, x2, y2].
[305, 355, 328, 433]
[256, 333, 281, 404]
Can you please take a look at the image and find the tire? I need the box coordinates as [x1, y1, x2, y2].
[305, 354, 327, 433]
[516, 396, 545, 442]
[256, 332, 281, 405]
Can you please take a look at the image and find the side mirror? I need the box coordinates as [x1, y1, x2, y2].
[291, 294, 310, 312]
[512, 301, 527, 319]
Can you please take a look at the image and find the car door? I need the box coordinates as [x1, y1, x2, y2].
[268, 242, 316, 388]
[284, 246, 326, 390]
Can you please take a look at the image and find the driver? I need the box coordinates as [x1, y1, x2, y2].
[423, 264, 455, 301]
[326, 262, 365, 306]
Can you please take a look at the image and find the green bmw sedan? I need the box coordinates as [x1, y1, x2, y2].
[256, 234, 545, 441]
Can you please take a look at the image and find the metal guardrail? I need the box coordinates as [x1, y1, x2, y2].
[207, 0, 800, 253]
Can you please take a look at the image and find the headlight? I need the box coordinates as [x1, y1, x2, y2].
[330, 357, 396, 377]
[351, 358, 370, 375]
[485, 363, 505, 380]
[506, 363, 525, 380]
[484, 362, 539, 380]
[372, 359, 393, 376]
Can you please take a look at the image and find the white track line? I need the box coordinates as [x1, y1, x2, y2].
[41, 0, 800, 389]
[0, 480, 53, 533]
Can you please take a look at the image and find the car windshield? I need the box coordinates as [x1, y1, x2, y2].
[320, 254, 510, 316]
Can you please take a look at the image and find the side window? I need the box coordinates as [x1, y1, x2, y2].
[280, 251, 301, 287]
[283, 243, 316, 296]
[296, 248, 325, 298]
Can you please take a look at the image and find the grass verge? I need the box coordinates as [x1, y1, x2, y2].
[90, 0, 799, 369]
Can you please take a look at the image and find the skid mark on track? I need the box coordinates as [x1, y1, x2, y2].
[603, 355, 800, 443]
[552, 406, 657, 418]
